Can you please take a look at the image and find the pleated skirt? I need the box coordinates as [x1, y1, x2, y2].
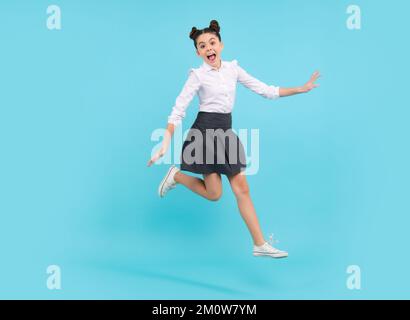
[180, 111, 246, 176]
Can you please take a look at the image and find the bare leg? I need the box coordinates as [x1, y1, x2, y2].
[228, 172, 266, 246]
[174, 171, 222, 201]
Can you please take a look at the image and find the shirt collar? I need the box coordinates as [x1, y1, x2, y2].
[201, 59, 226, 72]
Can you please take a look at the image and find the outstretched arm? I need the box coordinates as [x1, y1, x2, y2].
[235, 59, 321, 99]
[147, 70, 200, 167]
[279, 71, 321, 97]
[235, 60, 281, 99]
[147, 123, 175, 167]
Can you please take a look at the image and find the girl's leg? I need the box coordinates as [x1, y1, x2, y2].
[174, 171, 222, 201]
[227, 172, 266, 246]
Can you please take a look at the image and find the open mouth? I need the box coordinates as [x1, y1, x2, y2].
[207, 53, 216, 62]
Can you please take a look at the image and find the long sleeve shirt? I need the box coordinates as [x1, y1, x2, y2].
[167, 59, 280, 128]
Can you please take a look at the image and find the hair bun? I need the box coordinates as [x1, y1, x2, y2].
[189, 27, 199, 39]
[209, 20, 220, 33]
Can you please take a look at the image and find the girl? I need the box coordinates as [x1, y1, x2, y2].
[148, 20, 320, 259]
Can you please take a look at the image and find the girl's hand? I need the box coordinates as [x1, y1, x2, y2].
[147, 126, 173, 167]
[147, 145, 168, 167]
[300, 71, 321, 93]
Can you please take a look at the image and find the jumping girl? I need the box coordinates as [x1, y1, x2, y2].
[147, 20, 321, 259]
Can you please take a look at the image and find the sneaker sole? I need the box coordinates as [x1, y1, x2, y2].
[253, 252, 289, 259]
[158, 166, 177, 197]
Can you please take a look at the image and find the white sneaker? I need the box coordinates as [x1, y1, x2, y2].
[253, 234, 288, 258]
[158, 165, 180, 198]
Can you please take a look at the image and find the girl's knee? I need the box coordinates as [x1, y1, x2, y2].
[233, 185, 249, 198]
[231, 178, 250, 197]
[207, 189, 222, 201]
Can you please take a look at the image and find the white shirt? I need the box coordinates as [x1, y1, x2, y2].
[167, 59, 281, 127]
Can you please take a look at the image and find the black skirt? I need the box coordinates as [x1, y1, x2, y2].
[180, 111, 246, 176]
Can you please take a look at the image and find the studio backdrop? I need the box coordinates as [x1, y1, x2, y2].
[0, 0, 409, 299]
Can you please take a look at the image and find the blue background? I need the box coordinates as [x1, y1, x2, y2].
[0, 0, 409, 299]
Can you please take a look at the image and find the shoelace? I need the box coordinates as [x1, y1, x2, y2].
[254, 233, 282, 254]
[268, 233, 281, 252]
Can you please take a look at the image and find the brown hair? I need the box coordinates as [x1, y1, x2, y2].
[189, 20, 221, 48]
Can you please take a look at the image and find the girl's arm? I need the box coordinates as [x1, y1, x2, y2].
[235, 60, 281, 99]
[148, 70, 200, 167]
[279, 71, 321, 97]
[167, 70, 201, 128]
[147, 123, 175, 166]
[235, 60, 321, 99]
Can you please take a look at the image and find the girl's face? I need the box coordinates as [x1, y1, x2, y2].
[196, 32, 224, 68]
